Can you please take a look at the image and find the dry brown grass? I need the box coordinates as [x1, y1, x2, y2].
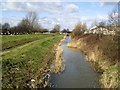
[68, 34, 119, 88]
[51, 35, 66, 74]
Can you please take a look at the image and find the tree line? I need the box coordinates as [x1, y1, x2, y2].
[0, 11, 70, 35]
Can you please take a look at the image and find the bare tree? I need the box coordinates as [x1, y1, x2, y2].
[53, 24, 60, 31]
[91, 20, 98, 28]
[16, 11, 41, 34]
[51, 24, 61, 33]
[82, 23, 87, 31]
[71, 23, 85, 38]
[17, 19, 30, 34]
[26, 11, 40, 33]
[108, 2, 119, 31]
[98, 21, 106, 27]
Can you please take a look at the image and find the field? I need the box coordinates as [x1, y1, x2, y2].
[1, 33, 63, 88]
[1, 33, 57, 50]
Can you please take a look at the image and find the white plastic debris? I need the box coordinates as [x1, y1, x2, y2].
[31, 79, 35, 82]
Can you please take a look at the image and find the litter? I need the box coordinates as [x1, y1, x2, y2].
[44, 74, 50, 80]
[31, 79, 35, 82]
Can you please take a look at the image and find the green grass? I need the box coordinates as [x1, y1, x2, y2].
[1, 33, 58, 50]
[2, 34, 63, 88]
[100, 64, 119, 88]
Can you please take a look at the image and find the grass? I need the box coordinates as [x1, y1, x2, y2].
[2, 34, 63, 88]
[1, 33, 58, 50]
[100, 64, 119, 88]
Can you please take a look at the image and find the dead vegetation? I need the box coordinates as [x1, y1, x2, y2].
[67, 34, 119, 88]
[51, 35, 66, 74]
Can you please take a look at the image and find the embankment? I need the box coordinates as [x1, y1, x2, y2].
[51, 35, 66, 74]
[2, 34, 64, 88]
[67, 34, 119, 88]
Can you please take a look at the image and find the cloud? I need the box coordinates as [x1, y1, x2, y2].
[0, 16, 22, 27]
[1, 1, 112, 30]
[39, 12, 81, 30]
[65, 4, 79, 13]
[1, 2, 63, 14]
[81, 15, 108, 22]
[1, 2, 81, 30]
[99, 2, 117, 7]
[2, 0, 120, 3]
[80, 14, 109, 28]
[2, 0, 61, 3]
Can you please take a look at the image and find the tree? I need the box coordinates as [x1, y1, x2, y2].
[61, 29, 70, 33]
[82, 23, 87, 31]
[53, 24, 60, 31]
[61, 29, 67, 33]
[108, 2, 120, 31]
[0, 23, 2, 34]
[17, 19, 30, 34]
[41, 29, 49, 33]
[26, 11, 40, 33]
[91, 20, 98, 28]
[16, 11, 41, 34]
[2, 23, 10, 35]
[98, 21, 106, 27]
[0, 23, 2, 29]
[10, 26, 18, 35]
[71, 23, 86, 38]
[51, 24, 61, 33]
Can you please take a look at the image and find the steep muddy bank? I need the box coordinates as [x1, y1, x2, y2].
[67, 35, 119, 88]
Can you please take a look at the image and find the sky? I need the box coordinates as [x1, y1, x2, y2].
[0, 0, 118, 30]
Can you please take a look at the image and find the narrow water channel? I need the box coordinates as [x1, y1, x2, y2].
[50, 36, 100, 88]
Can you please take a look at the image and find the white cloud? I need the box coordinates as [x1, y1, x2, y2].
[1, 2, 81, 30]
[96, 15, 108, 20]
[1, 1, 112, 30]
[99, 2, 117, 7]
[2, 0, 61, 3]
[1, 2, 63, 13]
[65, 4, 79, 13]
[39, 13, 80, 30]
[80, 14, 109, 28]
[2, 0, 120, 2]
[0, 16, 22, 27]
[81, 15, 108, 23]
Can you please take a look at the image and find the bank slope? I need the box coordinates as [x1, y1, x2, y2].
[2, 35, 63, 88]
[68, 34, 119, 88]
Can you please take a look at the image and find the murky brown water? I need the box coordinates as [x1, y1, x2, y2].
[50, 36, 100, 88]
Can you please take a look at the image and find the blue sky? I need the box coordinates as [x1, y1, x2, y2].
[0, 0, 117, 30]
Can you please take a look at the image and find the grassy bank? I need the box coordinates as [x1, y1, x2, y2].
[2, 33, 57, 50]
[2, 34, 63, 88]
[68, 34, 119, 88]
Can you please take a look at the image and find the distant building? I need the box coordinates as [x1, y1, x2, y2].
[84, 26, 116, 35]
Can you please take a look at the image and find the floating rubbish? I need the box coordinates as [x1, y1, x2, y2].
[44, 74, 50, 80]
[31, 79, 35, 82]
